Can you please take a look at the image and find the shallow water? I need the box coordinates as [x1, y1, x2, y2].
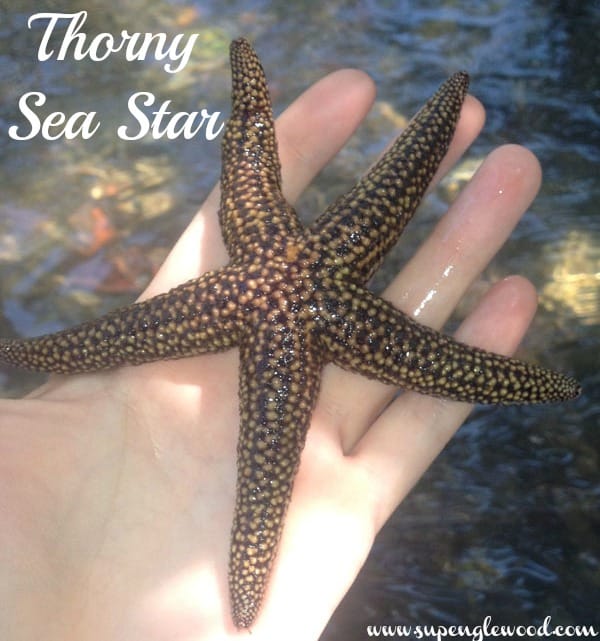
[1, 0, 598, 636]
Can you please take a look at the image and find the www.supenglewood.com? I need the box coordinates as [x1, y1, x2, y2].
[366, 615, 599, 640]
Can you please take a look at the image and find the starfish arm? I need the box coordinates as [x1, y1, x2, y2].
[0, 266, 245, 373]
[308, 72, 469, 282]
[219, 38, 303, 263]
[316, 284, 581, 404]
[229, 327, 322, 628]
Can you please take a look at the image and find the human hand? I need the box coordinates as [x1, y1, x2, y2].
[0, 64, 543, 640]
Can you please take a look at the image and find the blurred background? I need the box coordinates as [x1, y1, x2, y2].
[0, 1, 598, 637]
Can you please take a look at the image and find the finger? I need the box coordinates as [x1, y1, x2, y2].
[140, 69, 376, 299]
[278, 69, 376, 203]
[387, 144, 542, 325]
[354, 275, 539, 529]
[315, 144, 542, 450]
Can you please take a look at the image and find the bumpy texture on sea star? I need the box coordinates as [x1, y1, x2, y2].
[0, 39, 580, 627]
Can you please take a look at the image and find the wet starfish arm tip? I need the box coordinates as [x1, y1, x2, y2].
[220, 38, 302, 262]
[309, 71, 469, 282]
[316, 285, 581, 404]
[230, 330, 322, 628]
[0, 267, 244, 373]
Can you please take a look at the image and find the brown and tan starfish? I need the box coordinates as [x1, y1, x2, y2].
[0, 39, 580, 627]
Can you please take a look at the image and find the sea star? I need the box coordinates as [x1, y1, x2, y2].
[0, 39, 580, 628]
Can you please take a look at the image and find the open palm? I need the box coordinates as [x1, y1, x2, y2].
[0, 65, 545, 640]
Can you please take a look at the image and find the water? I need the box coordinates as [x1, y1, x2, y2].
[1, 0, 598, 637]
